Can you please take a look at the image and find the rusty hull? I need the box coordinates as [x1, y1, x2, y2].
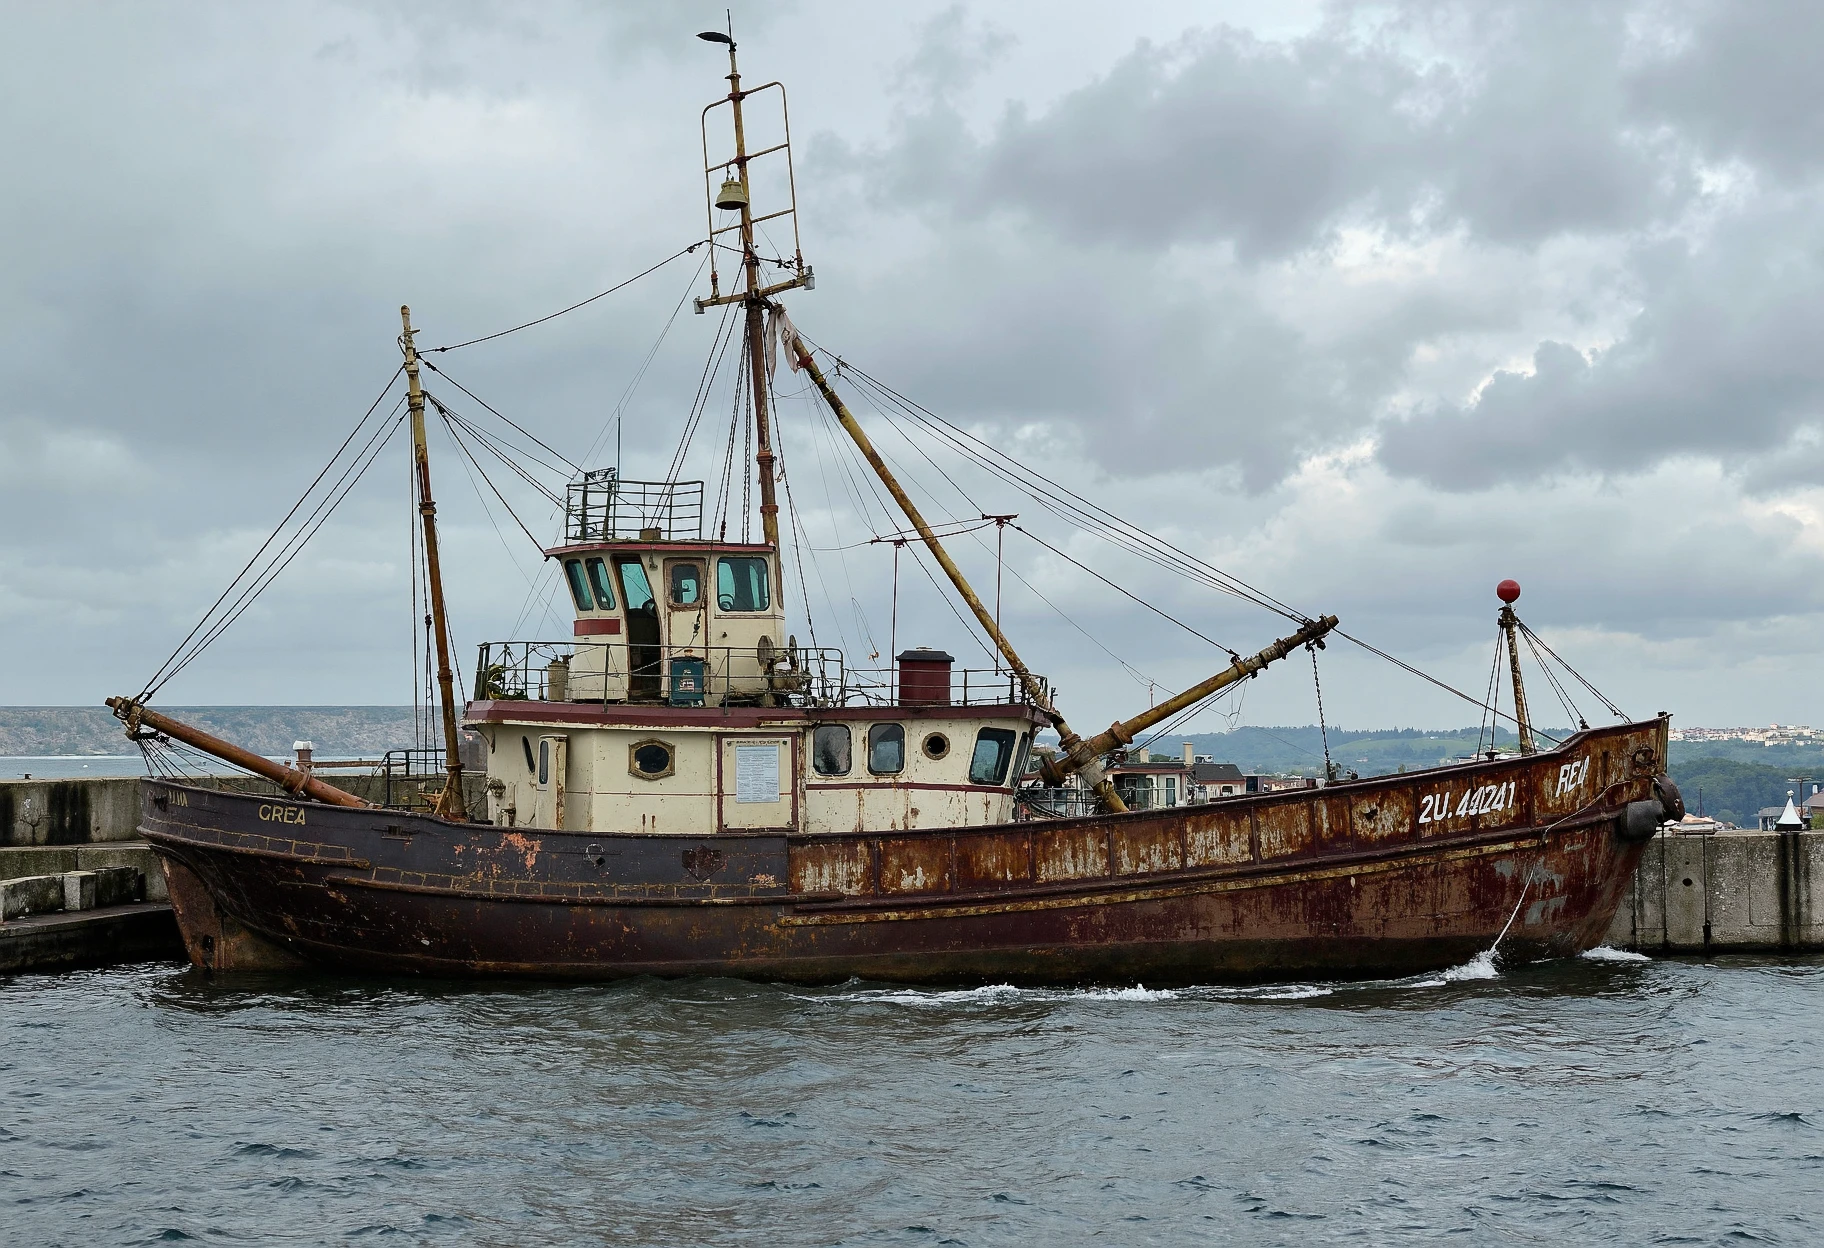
[137, 720, 1666, 984]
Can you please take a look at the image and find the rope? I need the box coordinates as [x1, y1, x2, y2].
[428, 242, 702, 352]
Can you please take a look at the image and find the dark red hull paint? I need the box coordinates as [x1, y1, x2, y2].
[139, 720, 1667, 984]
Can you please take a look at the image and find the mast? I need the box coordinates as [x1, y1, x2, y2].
[709, 35, 778, 551]
[402, 306, 468, 819]
[1497, 580, 1536, 755]
[696, 29, 813, 555]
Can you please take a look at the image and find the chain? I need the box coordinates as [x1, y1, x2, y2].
[1310, 643, 1335, 783]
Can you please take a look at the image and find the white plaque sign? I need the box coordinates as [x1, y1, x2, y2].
[734, 743, 780, 804]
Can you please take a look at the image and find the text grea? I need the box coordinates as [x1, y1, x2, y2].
[1418, 780, 1517, 826]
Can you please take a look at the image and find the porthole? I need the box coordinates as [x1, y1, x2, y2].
[922, 732, 950, 761]
[629, 738, 676, 780]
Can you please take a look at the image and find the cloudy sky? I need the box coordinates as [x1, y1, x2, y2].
[2, 0, 1819, 735]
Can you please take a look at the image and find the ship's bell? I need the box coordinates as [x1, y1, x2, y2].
[715, 174, 749, 211]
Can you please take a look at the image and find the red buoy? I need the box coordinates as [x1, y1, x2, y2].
[1496, 579, 1521, 604]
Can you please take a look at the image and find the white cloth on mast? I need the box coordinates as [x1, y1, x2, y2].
[764, 304, 805, 382]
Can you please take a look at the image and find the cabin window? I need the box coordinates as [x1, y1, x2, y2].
[563, 559, 593, 611]
[585, 558, 616, 609]
[1013, 731, 1032, 781]
[716, 556, 771, 612]
[812, 724, 851, 776]
[670, 562, 703, 606]
[522, 735, 536, 774]
[538, 739, 550, 785]
[618, 560, 656, 612]
[1162, 777, 1178, 807]
[968, 728, 1018, 786]
[922, 732, 949, 760]
[867, 723, 905, 774]
[629, 738, 675, 780]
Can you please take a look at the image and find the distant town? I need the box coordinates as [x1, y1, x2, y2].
[1668, 724, 1821, 744]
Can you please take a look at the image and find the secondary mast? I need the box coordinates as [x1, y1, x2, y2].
[402, 306, 468, 819]
[694, 27, 812, 553]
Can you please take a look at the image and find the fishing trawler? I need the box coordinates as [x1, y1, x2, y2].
[109, 33, 1681, 982]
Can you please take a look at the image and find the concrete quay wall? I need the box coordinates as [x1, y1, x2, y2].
[1, 773, 489, 847]
[1605, 830, 1822, 952]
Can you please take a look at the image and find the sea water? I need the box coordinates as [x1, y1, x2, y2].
[2, 953, 1819, 1244]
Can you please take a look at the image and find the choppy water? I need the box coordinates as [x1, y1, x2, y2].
[3, 952, 1821, 1245]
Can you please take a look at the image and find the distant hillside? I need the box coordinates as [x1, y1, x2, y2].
[1149, 724, 1823, 780]
[0, 707, 425, 757]
[1667, 757, 1819, 827]
[1150, 726, 1557, 777]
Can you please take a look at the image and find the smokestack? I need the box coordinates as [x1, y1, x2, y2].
[1182, 742, 1194, 767]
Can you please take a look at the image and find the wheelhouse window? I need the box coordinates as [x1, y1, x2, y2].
[618, 560, 656, 612]
[716, 556, 771, 612]
[812, 724, 851, 776]
[968, 728, 1018, 786]
[585, 557, 616, 609]
[563, 559, 593, 611]
[670, 561, 703, 606]
[867, 723, 905, 775]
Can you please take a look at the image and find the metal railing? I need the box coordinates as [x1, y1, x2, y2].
[474, 644, 1050, 711]
[380, 748, 448, 811]
[840, 667, 1050, 708]
[564, 472, 704, 542]
[475, 641, 849, 707]
[1016, 787, 1101, 819]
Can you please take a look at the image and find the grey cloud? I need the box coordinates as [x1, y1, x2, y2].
[1377, 201, 1824, 488]
[861, 5, 1704, 260]
[1629, 0, 1824, 183]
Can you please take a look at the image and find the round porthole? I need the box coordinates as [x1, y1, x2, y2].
[922, 732, 950, 760]
[630, 739, 675, 780]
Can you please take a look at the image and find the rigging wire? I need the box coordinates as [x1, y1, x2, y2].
[142, 398, 409, 699]
[581, 247, 712, 468]
[1518, 621, 1626, 720]
[1521, 628, 1589, 730]
[428, 241, 703, 353]
[1337, 630, 1562, 746]
[434, 403, 548, 551]
[811, 345, 1309, 623]
[1477, 631, 1504, 756]
[418, 357, 580, 475]
[138, 368, 404, 699]
[1011, 523, 1238, 660]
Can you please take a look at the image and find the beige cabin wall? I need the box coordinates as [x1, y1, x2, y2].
[473, 713, 1030, 836]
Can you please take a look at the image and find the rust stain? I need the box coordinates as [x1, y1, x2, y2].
[1255, 802, 1313, 860]
[499, 832, 541, 871]
[1184, 808, 1252, 868]
[1033, 825, 1109, 883]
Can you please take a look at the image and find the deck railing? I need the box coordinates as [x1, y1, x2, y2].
[473, 643, 1049, 710]
[564, 472, 704, 542]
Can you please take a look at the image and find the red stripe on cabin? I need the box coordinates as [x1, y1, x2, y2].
[573, 618, 622, 636]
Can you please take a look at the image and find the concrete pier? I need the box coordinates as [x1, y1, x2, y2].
[1605, 828, 1823, 953]
[1, 772, 487, 974]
